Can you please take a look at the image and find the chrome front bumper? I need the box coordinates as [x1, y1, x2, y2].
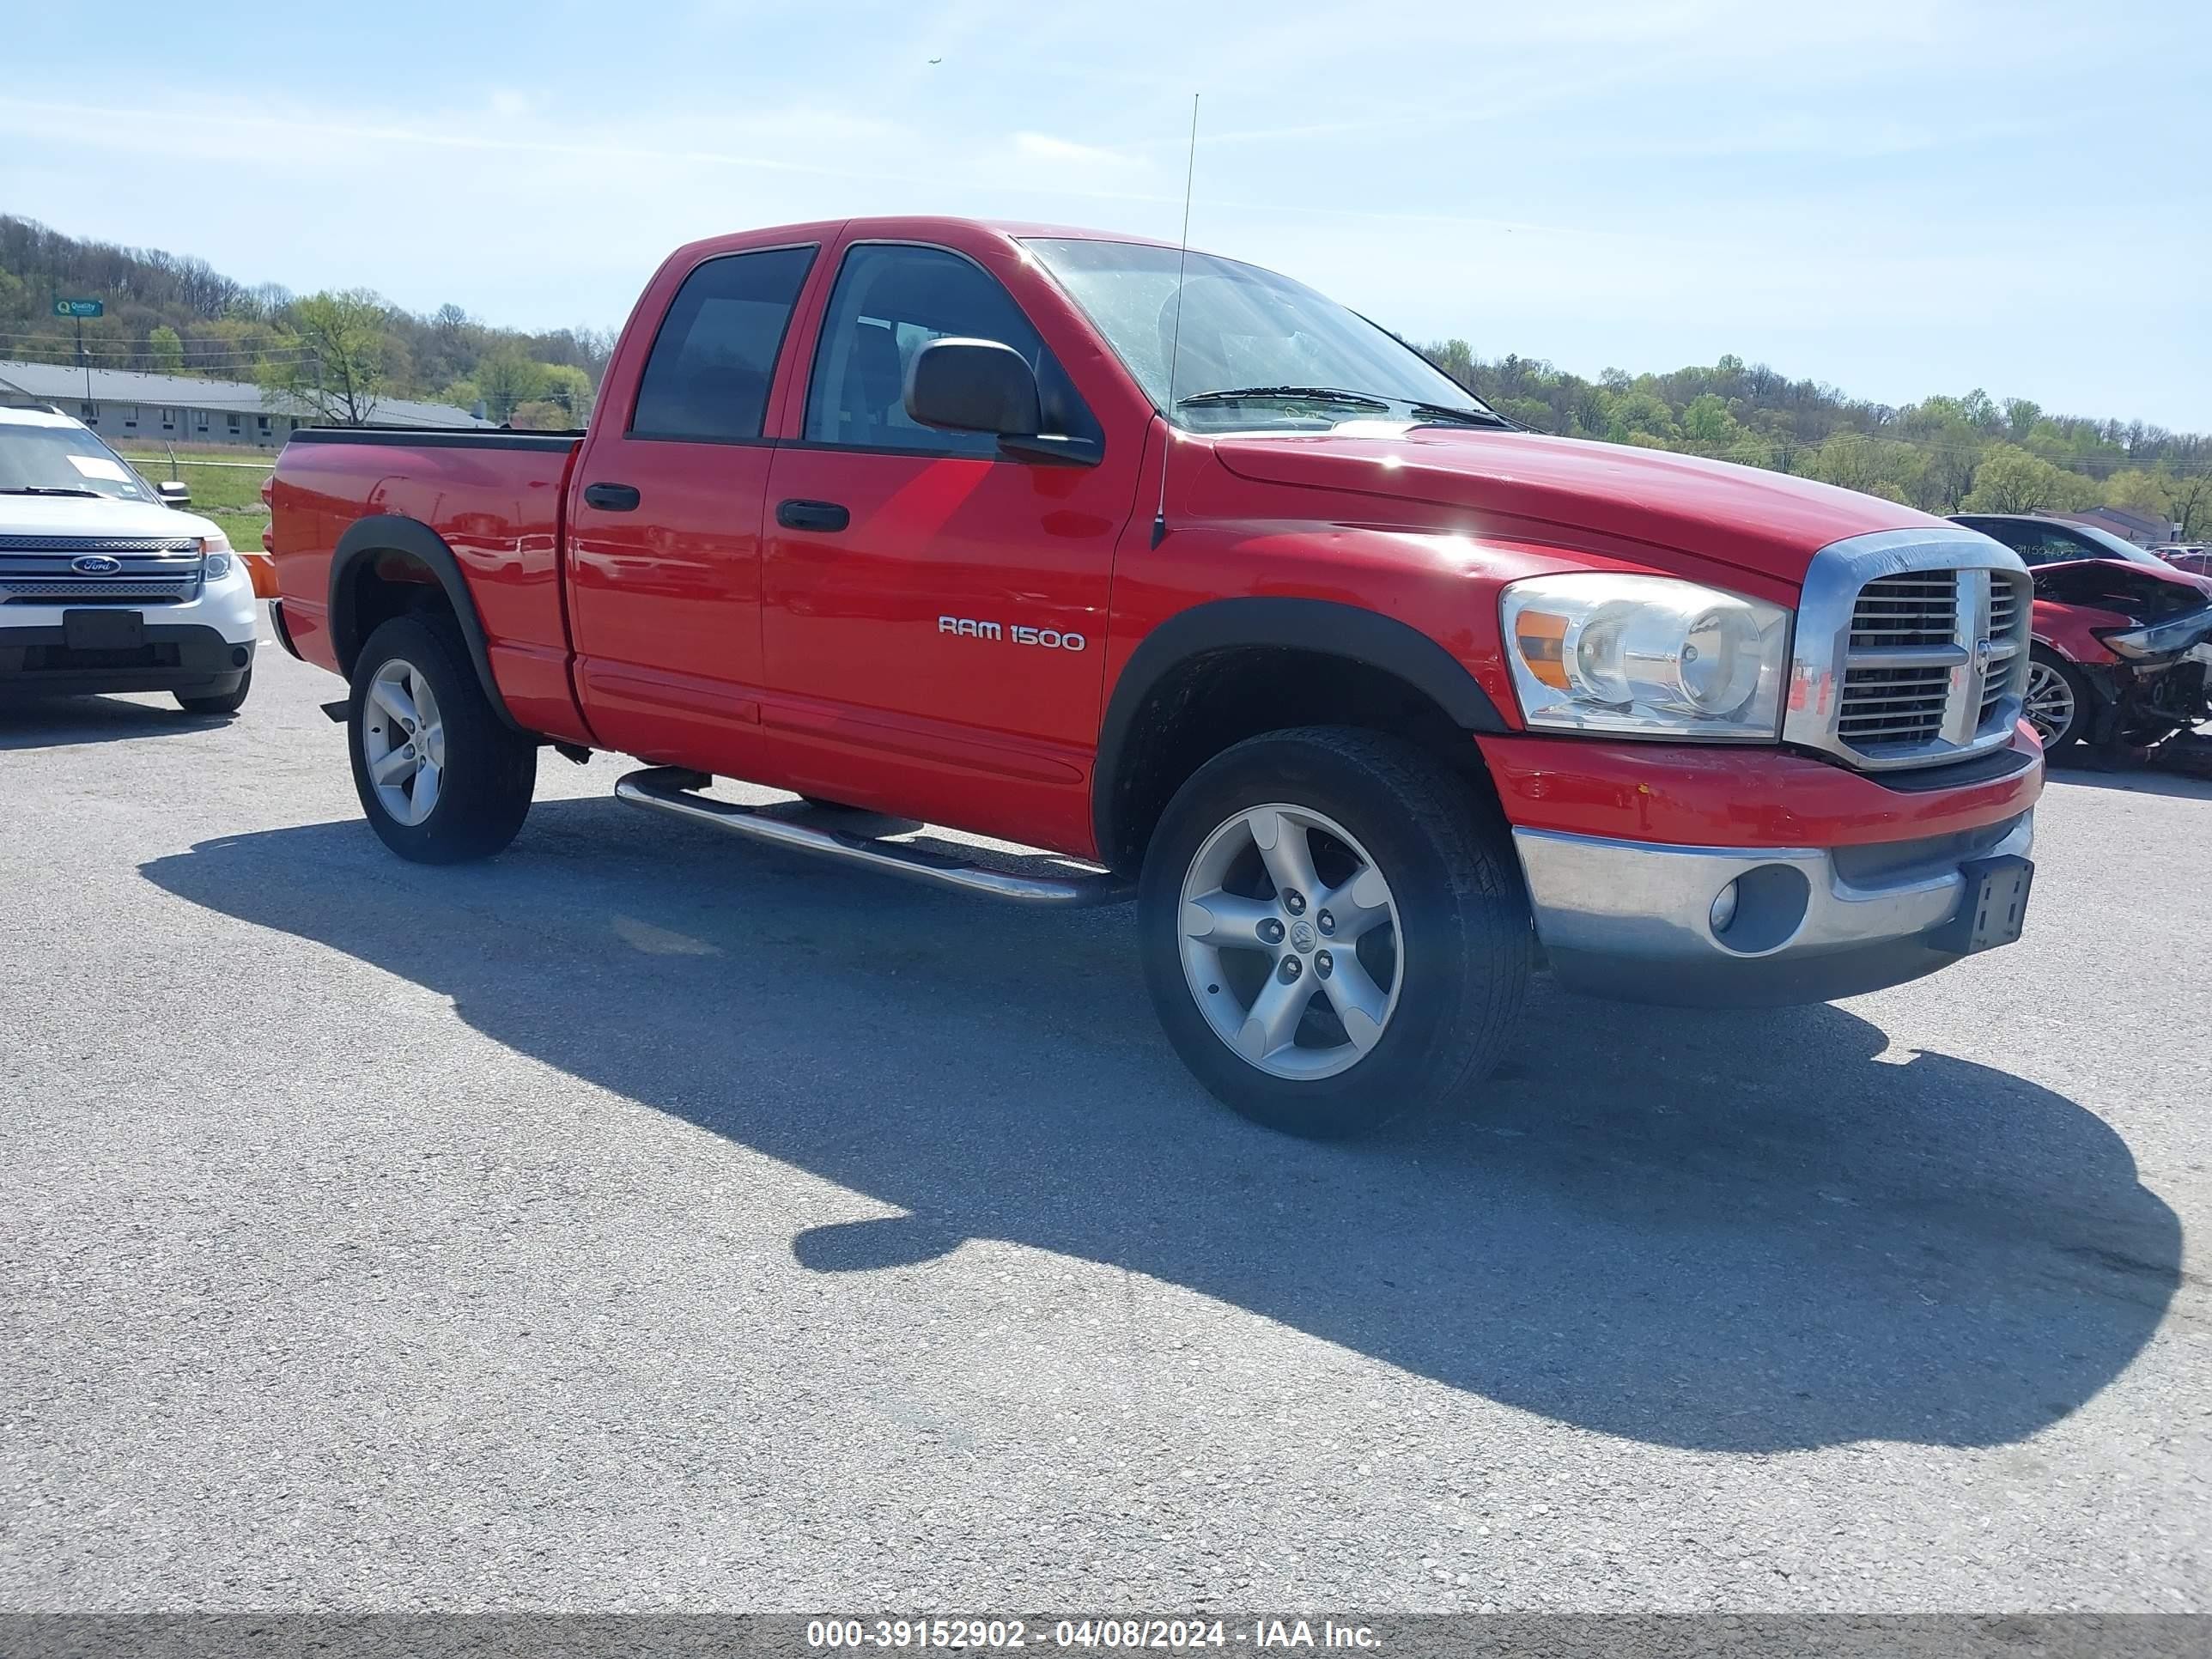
[1514, 811, 2034, 1006]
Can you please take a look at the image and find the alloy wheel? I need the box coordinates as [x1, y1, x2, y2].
[1177, 804, 1403, 1080]
[361, 657, 447, 826]
[2023, 660, 2075, 745]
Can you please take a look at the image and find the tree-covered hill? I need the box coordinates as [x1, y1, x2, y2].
[1425, 343, 2212, 538]
[0, 215, 610, 428]
[3, 213, 2205, 534]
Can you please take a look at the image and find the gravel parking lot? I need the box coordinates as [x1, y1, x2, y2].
[3, 636, 2207, 1613]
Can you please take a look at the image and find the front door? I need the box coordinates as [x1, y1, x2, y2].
[565, 242, 817, 769]
[759, 240, 1139, 848]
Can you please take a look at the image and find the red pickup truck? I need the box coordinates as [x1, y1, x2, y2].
[268, 216, 2043, 1139]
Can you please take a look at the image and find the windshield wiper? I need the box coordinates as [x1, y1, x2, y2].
[0, 485, 105, 498]
[1176, 386, 1392, 412]
[1407, 401, 1510, 428]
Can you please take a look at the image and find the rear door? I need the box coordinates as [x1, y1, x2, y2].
[565, 242, 817, 769]
[757, 239, 1136, 845]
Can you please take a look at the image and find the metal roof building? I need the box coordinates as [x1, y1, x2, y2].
[0, 360, 485, 447]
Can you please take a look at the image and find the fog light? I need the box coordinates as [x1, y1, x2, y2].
[1710, 878, 1740, 935]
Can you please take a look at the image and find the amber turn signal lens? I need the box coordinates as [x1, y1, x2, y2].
[241, 550, 279, 599]
[1514, 610, 1571, 690]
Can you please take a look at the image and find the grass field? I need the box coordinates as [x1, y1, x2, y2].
[113, 447, 273, 524]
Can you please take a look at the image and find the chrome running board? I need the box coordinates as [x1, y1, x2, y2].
[613, 767, 1133, 908]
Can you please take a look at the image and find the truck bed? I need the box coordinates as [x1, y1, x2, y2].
[268, 425, 590, 744]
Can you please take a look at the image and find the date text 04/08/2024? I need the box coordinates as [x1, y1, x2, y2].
[804, 1620, 1381, 1650]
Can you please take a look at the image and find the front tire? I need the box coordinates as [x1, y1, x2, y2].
[1139, 726, 1532, 1139]
[175, 667, 251, 716]
[2024, 647, 2095, 757]
[348, 614, 536, 863]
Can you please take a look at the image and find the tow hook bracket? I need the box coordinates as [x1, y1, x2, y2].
[1936, 854, 2034, 956]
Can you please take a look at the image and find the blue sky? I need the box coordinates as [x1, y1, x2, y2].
[3, 0, 2206, 428]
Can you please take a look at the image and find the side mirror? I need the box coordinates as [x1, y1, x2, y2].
[905, 337, 1042, 437]
[156, 479, 191, 507]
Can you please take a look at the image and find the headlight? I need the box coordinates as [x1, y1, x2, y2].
[2099, 606, 2212, 660]
[201, 532, 234, 583]
[1500, 573, 1791, 738]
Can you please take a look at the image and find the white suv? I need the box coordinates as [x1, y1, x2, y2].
[0, 402, 259, 714]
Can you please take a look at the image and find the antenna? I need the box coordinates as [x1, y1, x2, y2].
[1152, 93, 1200, 550]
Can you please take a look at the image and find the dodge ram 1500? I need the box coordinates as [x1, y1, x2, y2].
[268, 216, 2043, 1138]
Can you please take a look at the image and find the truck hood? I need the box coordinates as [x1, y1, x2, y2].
[0, 493, 226, 544]
[1211, 427, 1945, 584]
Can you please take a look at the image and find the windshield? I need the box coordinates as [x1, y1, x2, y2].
[0, 419, 155, 501]
[1023, 238, 1495, 433]
[2070, 522, 2171, 568]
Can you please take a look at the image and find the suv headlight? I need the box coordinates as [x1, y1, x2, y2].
[1501, 573, 1791, 738]
[201, 532, 234, 583]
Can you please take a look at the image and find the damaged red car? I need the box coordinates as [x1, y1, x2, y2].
[1951, 514, 2212, 757]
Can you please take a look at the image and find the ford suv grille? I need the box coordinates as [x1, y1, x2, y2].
[1784, 529, 2032, 771]
[0, 535, 204, 606]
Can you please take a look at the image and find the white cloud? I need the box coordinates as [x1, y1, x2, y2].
[1012, 132, 1142, 171]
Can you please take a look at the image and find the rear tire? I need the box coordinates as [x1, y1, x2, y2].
[348, 614, 536, 864]
[1139, 726, 1532, 1139]
[175, 667, 251, 716]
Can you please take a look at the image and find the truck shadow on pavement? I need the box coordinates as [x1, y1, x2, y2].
[142, 794, 2184, 1455]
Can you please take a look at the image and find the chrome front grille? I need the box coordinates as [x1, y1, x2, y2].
[1838, 571, 1960, 746]
[0, 535, 204, 605]
[1849, 570, 1959, 649]
[1981, 580, 2024, 723]
[1784, 529, 2033, 771]
[1837, 663, 1952, 745]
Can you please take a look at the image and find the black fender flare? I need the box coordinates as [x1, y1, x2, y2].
[328, 514, 523, 731]
[1091, 596, 1509, 863]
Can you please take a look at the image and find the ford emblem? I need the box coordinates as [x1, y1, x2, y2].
[71, 555, 124, 575]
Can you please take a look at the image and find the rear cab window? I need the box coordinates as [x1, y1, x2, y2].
[629, 246, 817, 442]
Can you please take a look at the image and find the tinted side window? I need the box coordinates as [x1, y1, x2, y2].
[803, 243, 1095, 456]
[2018, 526, 2087, 566]
[629, 246, 816, 442]
[1966, 520, 2061, 565]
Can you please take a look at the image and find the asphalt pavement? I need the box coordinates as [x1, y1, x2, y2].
[2, 635, 2207, 1612]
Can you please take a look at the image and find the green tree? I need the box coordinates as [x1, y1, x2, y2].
[1723, 434, 1778, 471]
[1680, 392, 1739, 449]
[1800, 433, 1924, 504]
[1496, 395, 1556, 432]
[475, 349, 548, 422]
[538, 363, 594, 425]
[258, 289, 388, 425]
[1605, 389, 1676, 445]
[2164, 472, 2212, 540]
[1426, 337, 1476, 390]
[1960, 444, 2100, 514]
[2104, 468, 2173, 520]
[148, 325, 185, 374]
[1894, 395, 1985, 512]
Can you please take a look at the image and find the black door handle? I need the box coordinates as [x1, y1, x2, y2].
[776, 498, 850, 533]
[583, 482, 641, 512]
